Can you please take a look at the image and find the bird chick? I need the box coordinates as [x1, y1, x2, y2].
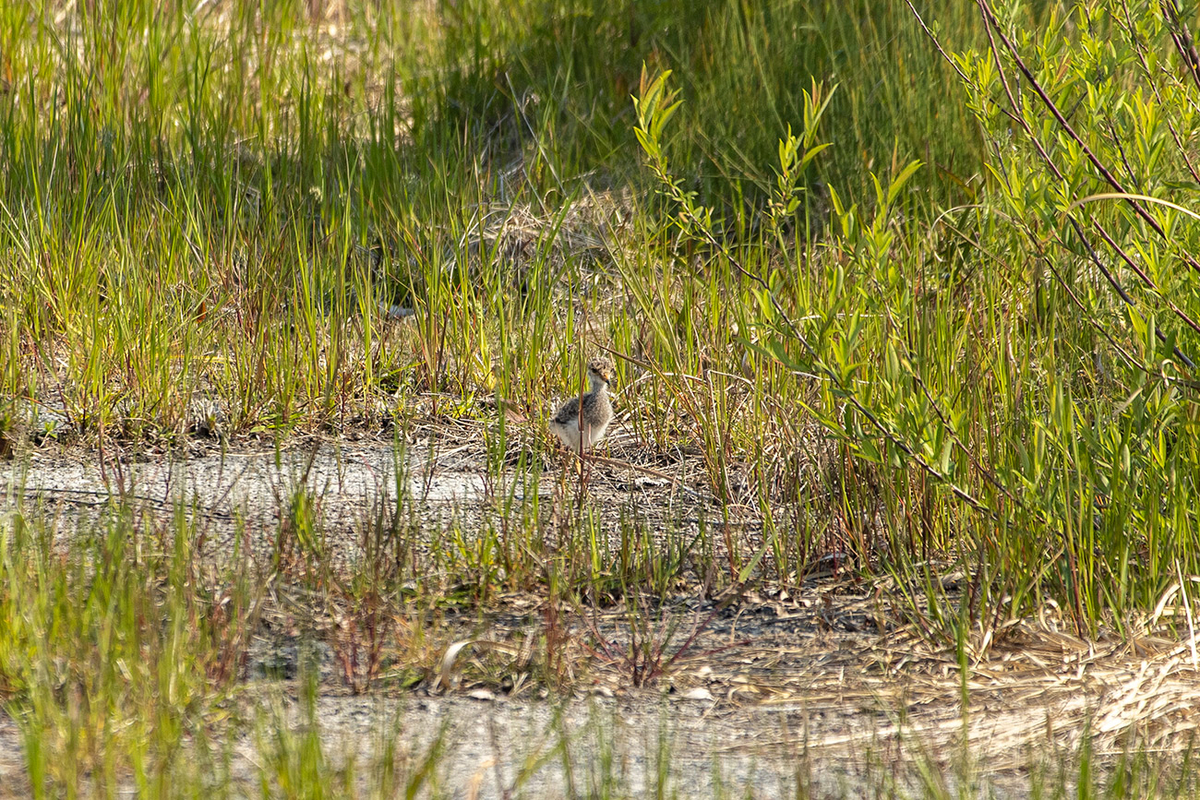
[549, 356, 615, 453]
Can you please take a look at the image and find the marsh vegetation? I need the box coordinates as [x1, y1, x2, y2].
[3, 0, 1200, 796]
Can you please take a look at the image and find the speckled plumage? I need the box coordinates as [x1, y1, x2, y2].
[549, 357, 615, 453]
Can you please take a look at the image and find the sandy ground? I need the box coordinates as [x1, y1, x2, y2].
[1, 439, 1198, 796]
[0, 687, 1039, 798]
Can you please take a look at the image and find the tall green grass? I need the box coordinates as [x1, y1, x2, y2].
[0, 0, 985, 438]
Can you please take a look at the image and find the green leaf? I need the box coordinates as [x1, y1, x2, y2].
[737, 539, 771, 584]
[939, 436, 954, 475]
[887, 160, 924, 206]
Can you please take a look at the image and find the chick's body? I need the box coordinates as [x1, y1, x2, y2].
[550, 357, 615, 453]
